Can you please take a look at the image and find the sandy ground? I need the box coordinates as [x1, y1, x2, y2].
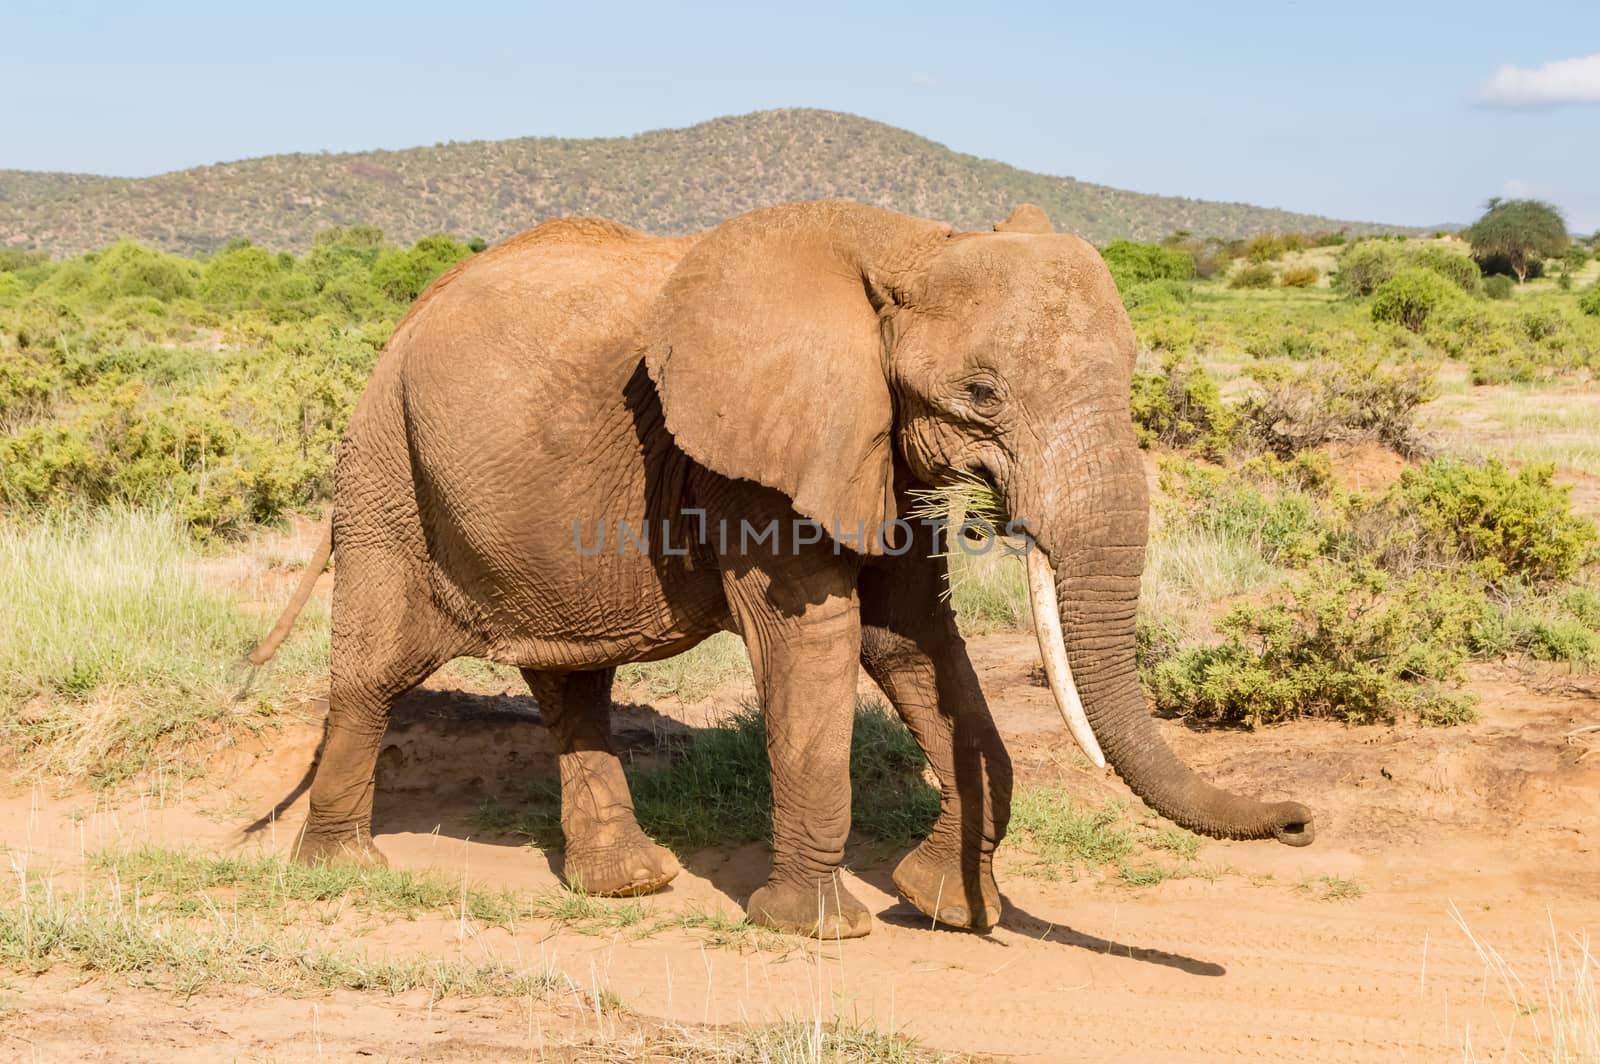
[2, 629, 1596, 1063]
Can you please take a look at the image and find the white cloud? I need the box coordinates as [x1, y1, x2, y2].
[1478, 53, 1600, 106]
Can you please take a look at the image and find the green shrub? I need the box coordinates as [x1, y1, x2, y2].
[1157, 460, 1329, 566]
[1335, 241, 1480, 298]
[1406, 245, 1482, 295]
[1101, 241, 1196, 290]
[1370, 268, 1462, 333]
[201, 244, 284, 307]
[37, 242, 201, 306]
[1485, 274, 1514, 300]
[1121, 279, 1193, 311]
[1229, 264, 1275, 289]
[1246, 233, 1306, 263]
[1130, 354, 1235, 456]
[1333, 242, 1400, 296]
[1144, 561, 1480, 726]
[369, 233, 471, 303]
[1390, 459, 1597, 585]
[1278, 265, 1319, 288]
[1580, 285, 1600, 317]
[1517, 306, 1568, 342]
[0, 349, 60, 429]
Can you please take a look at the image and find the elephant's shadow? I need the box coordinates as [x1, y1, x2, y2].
[255, 684, 1224, 976]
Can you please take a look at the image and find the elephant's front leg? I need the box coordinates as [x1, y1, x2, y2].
[719, 534, 870, 939]
[859, 548, 1013, 930]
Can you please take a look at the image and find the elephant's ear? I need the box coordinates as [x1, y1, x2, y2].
[646, 202, 949, 552]
[994, 204, 1055, 234]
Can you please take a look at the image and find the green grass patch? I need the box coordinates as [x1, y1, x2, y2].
[1007, 788, 1206, 886]
[478, 699, 939, 856]
[0, 865, 565, 999]
[0, 506, 328, 783]
[616, 632, 751, 702]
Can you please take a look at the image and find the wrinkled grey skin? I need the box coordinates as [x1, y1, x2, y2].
[259, 200, 1313, 939]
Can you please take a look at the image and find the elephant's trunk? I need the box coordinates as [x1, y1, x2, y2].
[1020, 439, 1314, 846]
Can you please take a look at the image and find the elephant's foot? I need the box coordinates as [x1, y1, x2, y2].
[294, 825, 388, 868]
[748, 871, 872, 939]
[892, 839, 1001, 930]
[562, 822, 679, 897]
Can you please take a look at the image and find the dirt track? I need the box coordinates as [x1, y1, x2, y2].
[3, 636, 1597, 1061]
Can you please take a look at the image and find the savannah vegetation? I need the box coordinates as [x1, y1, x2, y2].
[1, 203, 1598, 777]
[1, 200, 1598, 1034]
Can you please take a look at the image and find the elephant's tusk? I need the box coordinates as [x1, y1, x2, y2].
[1025, 544, 1107, 770]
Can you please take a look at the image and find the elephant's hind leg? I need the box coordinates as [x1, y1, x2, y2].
[522, 668, 679, 897]
[296, 550, 461, 867]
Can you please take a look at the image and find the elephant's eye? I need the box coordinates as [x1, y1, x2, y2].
[965, 382, 1000, 409]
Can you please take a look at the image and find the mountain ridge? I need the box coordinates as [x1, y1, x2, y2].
[0, 109, 1412, 257]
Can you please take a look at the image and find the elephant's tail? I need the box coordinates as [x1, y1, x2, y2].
[246, 518, 333, 666]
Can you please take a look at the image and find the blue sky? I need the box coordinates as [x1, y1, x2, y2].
[6, 1, 1597, 232]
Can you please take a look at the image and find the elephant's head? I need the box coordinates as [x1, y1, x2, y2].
[646, 200, 1314, 847]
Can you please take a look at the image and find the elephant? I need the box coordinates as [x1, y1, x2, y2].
[249, 199, 1314, 939]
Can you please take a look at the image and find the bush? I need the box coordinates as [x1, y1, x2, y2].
[1387, 459, 1597, 585]
[1580, 285, 1600, 317]
[1131, 354, 1236, 457]
[1334, 241, 1480, 297]
[1333, 242, 1400, 296]
[369, 233, 471, 303]
[1229, 264, 1275, 289]
[37, 242, 201, 306]
[1100, 241, 1195, 290]
[1121, 279, 1193, 311]
[1157, 460, 1329, 566]
[1370, 268, 1462, 333]
[1278, 266, 1320, 288]
[1246, 233, 1306, 263]
[1144, 561, 1480, 726]
[201, 244, 284, 307]
[1240, 355, 1438, 457]
[1406, 245, 1482, 295]
[1485, 274, 1514, 300]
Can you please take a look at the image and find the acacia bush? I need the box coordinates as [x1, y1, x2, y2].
[1484, 274, 1514, 300]
[1246, 233, 1307, 263]
[1370, 268, 1464, 332]
[1278, 265, 1319, 288]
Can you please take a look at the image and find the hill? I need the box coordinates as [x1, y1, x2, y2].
[0, 109, 1410, 257]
